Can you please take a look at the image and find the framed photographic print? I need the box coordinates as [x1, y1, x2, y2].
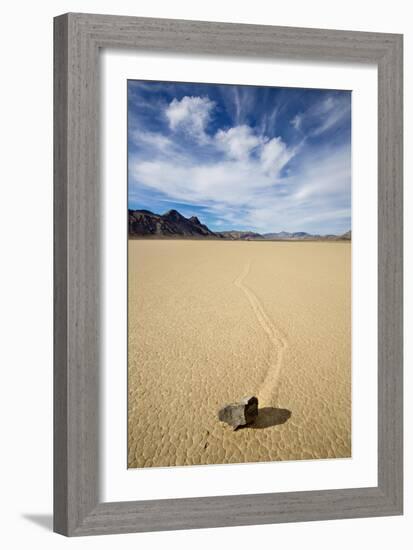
[54, 13, 403, 536]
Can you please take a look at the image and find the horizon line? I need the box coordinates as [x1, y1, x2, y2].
[128, 207, 351, 236]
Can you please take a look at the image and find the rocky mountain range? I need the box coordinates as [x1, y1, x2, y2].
[128, 209, 351, 241]
[128, 208, 225, 239]
[219, 230, 264, 240]
[263, 231, 342, 240]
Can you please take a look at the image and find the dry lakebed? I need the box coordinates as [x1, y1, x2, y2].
[128, 239, 351, 468]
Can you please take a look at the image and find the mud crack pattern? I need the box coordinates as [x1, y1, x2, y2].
[128, 240, 351, 468]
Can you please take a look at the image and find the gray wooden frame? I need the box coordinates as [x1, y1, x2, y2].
[54, 12, 403, 536]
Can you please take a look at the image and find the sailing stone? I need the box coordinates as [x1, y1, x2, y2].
[218, 396, 258, 429]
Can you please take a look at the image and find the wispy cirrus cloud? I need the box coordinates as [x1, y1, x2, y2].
[290, 93, 351, 137]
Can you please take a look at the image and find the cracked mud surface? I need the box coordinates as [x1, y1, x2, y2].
[128, 240, 351, 468]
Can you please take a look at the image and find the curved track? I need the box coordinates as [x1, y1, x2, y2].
[234, 262, 288, 405]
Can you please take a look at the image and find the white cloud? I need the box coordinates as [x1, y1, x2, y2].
[229, 86, 254, 125]
[290, 113, 302, 130]
[165, 96, 215, 142]
[311, 95, 350, 136]
[260, 137, 296, 174]
[132, 158, 273, 207]
[290, 94, 350, 137]
[130, 129, 174, 151]
[130, 137, 350, 234]
[215, 125, 262, 160]
[130, 94, 350, 234]
[131, 103, 296, 210]
[215, 125, 295, 177]
[260, 106, 279, 135]
[292, 145, 351, 201]
[128, 128, 190, 166]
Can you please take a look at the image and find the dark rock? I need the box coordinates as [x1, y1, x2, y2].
[128, 208, 223, 239]
[218, 396, 258, 430]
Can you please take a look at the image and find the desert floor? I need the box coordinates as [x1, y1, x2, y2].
[128, 240, 351, 468]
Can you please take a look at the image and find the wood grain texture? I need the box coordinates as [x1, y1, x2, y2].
[54, 13, 100, 535]
[53, 14, 69, 536]
[53, 13, 403, 536]
[377, 34, 403, 509]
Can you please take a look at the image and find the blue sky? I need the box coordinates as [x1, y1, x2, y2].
[128, 80, 351, 234]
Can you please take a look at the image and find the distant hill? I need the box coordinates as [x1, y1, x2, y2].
[128, 208, 351, 241]
[128, 209, 224, 238]
[219, 230, 264, 240]
[338, 230, 351, 240]
[263, 231, 313, 240]
[262, 231, 344, 241]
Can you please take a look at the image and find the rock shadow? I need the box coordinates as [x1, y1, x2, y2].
[250, 407, 291, 429]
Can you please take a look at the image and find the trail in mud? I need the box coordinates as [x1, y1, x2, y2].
[234, 262, 288, 405]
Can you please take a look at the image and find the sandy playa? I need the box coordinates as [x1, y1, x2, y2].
[128, 240, 351, 468]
